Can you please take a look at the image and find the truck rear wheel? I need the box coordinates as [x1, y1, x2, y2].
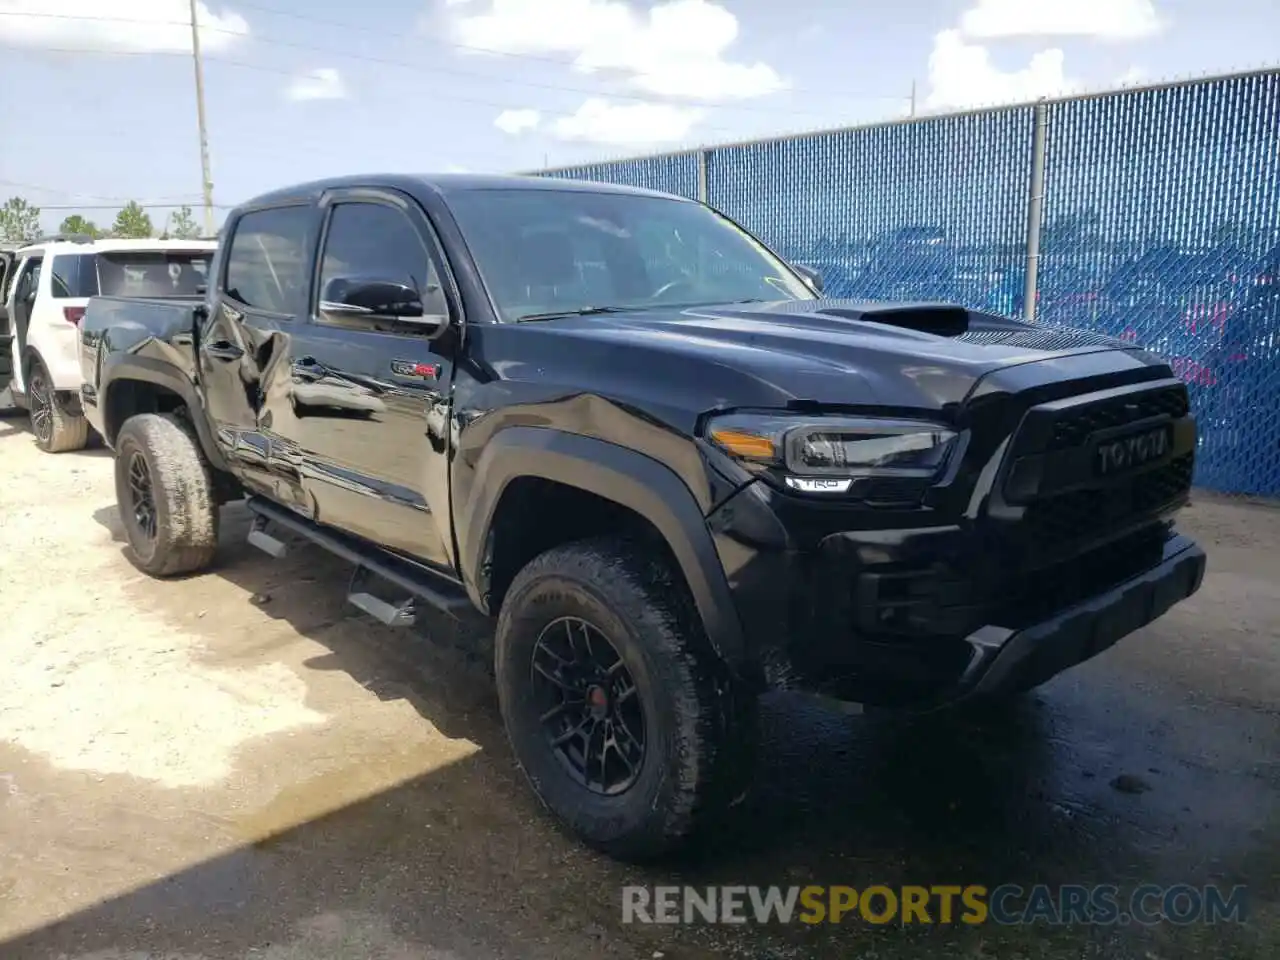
[28, 359, 89, 453]
[114, 413, 220, 577]
[495, 537, 757, 861]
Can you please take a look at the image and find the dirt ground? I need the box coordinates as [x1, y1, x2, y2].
[1, 411, 1278, 960]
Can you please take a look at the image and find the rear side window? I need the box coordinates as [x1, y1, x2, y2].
[97, 252, 210, 298]
[223, 206, 312, 314]
[50, 254, 98, 298]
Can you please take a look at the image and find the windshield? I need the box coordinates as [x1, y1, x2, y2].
[445, 188, 816, 321]
[97, 251, 211, 299]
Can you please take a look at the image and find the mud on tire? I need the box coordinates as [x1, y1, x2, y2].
[495, 536, 758, 861]
[114, 412, 220, 577]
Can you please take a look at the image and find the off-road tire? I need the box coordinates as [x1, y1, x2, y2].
[495, 537, 758, 862]
[27, 359, 89, 453]
[114, 412, 220, 577]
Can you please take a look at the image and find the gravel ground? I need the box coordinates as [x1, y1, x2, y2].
[0, 410, 1277, 960]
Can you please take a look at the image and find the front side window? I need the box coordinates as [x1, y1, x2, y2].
[445, 188, 816, 322]
[223, 206, 311, 313]
[317, 202, 446, 316]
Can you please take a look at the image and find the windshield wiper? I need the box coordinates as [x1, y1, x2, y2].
[513, 306, 633, 323]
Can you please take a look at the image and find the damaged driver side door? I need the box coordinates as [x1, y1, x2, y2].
[199, 203, 316, 496]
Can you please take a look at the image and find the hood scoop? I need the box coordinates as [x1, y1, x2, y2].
[816, 301, 972, 337]
[809, 300, 1130, 351]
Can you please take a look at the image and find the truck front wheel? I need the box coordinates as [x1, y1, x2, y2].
[495, 537, 757, 861]
[114, 413, 220, 577]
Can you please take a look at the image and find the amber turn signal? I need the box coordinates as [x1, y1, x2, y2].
[709, 428, 776, 461]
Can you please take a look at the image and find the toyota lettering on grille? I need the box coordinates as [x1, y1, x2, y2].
[1095, 425, 1172, 477]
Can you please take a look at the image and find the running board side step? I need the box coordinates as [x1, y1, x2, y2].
[244, 496, 475, 623]
[248, 515, 288, 558]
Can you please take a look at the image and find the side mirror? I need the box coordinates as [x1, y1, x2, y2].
[320, 276, 448, 334]
[793, 264, 825, 293]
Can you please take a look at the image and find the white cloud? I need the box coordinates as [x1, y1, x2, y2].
[550, 98, 703, 145]
[0, 0, 249, 53]
[494, 108, 541, 134]
[285, 68, 349, 102]
[958, 0, 1164, 41]
[925, 29, 1073, 110]
[1117, 65, 1147, 86]
[448, 0, 785, 102]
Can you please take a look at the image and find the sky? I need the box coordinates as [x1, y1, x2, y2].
[0, 0, 1277, 232]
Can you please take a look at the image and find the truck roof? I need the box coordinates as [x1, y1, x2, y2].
[239, 172, 686, 213]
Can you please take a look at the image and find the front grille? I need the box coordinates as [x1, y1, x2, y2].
[1025, 453, 1194, 542]
[1048, 384, 1190, 450]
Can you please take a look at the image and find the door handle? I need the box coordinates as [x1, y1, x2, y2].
[203, 339, 244, 362]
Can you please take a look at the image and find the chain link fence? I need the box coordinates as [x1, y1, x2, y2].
[537, 69, 1280, 499]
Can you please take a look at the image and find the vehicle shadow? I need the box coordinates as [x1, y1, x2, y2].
[0, 412, 111, 454]
[74, 500, 1269, 960]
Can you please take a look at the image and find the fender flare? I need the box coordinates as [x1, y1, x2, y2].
[100, 353, 230, 473]
[459, 426, 749, 673]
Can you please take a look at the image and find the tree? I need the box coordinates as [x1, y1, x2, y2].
[0, 196, 41, 242]
[168, 205, 201, 239]
[59, 214, 101, 239]
[111, 201, 153, 239]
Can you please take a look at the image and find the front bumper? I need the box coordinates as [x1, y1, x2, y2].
[707, 478, 1206, 709]
[934, 532, 1205, 708]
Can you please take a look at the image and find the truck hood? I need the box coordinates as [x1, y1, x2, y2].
[524, 299, 1167, 410]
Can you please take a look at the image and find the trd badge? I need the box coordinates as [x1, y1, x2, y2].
[391, 359, 440, 380]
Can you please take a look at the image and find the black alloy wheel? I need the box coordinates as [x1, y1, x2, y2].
[28, 368, 52, 446]
[126, 449, 159, 542]
[531, 615, 646, 796]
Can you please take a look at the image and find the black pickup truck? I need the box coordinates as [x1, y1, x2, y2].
[79, 174, 1207, 859]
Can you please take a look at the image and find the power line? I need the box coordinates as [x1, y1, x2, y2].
[237, 0, 903, 105]
[0, 179, 204, 204]
[32, 202, 236, 211]
[29, 46, 748, 138]
[0, 9, 908, 118]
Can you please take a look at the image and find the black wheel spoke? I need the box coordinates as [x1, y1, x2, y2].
[124, 450, 158, 541]
[532, 653, 586, 695]
[29, 375, 52, 442]
[550, 716, 591, 748]
[531, 616, 647, 796]
[608, 741, 636, 779]
[613, 676, 637, 705]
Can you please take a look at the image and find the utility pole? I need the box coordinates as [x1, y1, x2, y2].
[188, 0, 215, 236]
[1022, 100, 1049, 324]
[909, 80, 917, 118]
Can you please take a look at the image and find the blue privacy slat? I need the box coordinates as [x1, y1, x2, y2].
[705, 108, 1035, 316]
[534, 71, 1280, 497]
[1037, 74, 1280, 497]
[537, 153, 700, 200]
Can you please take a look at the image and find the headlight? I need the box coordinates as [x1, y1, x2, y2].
[705, 412, 958, 495]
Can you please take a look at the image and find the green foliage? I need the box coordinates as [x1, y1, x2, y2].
[58, 214, 101, 239]
[0, 196, 41, 242]
[111, 201, 154, 239]
[168, 205, 201, 239]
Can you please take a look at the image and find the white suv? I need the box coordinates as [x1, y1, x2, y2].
[2, 237, 216, 452]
